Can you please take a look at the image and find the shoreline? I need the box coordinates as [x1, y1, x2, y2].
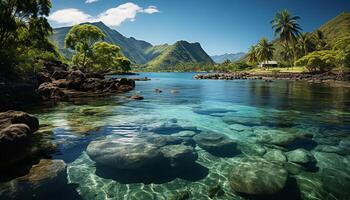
[194, 72, 350, 86]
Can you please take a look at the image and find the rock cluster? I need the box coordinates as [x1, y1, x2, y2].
[194, 72, 350, 82]
[36, 61, 136, 101]
[0, 111, 55, 172]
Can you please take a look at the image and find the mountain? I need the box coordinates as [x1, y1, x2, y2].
[51, 22, 214, 69]
[319, 11, 350, 44]
[51, 22, 152, 64]
[146, 41, 214, 69]
[211, 53, 246, 63]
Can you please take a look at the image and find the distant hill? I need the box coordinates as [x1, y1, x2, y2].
[319, 11, 350, 44]
[146, 41, 214, 70]
[51, 22, 213, 69]
[211, 53, 246, 63]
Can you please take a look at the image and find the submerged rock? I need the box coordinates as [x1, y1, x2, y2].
[264, 149, 287, 163]
[286, 148, 316, 165]
[193, 132, 239, 157]
[87, 138, 165, 170]
[258, 132, 315, 150]
[19, 159, 66, 184]
[160, 144, 198, 168]
[229, 157, 288, 195]
[207, 185, 225, 198]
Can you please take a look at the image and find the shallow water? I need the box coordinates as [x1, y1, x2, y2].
[1, 72, 350, 200]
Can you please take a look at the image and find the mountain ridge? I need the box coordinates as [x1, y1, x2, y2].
[211, 52, 246, 63]
[51, 22, 214, 68]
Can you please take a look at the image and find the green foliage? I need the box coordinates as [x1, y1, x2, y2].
[116, 57, 132, 72]
[65, 24, 105, 69]
[247, 46, 258, 64]
[0, 0, 61, 79]
[319, 12, 350, 45]
[271, 10, 302, 45]
[92, 42, 121, 72]
[295, 50, 338, 72]
[256, 38, 275, 65]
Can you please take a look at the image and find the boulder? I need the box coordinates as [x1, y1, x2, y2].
[80, 78, 105, 91]
[146, 135, 183, 147]
[52, 79, 69, 88]
[19, 159, 66, 183]
[264, 149, 287, 163]
[229, 157, 288, 195]
[131, 95, 144, 100]
[51, 70, 69, 80]
[37, 72, 52, 84]
[0, 110, 39, 131]
[87, 138, 166, 170]
[66, 70, 86, 90]
[0, 124, 31, 146]
[120, 78, 135, 88]
[193, 132, 239, 156]
[37, 82, 67, 100]
[258, 132, 315, 149]
[160, 144, 198, 167]
[286, 148, 316, 165]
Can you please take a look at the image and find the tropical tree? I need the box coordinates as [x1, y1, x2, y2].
[65, 24, 105, 69]
[256, 38, 275, 68]
[117, 57, 132, 72]
[247, 45, 258, 65]
[92, 41, 121, 72]
[271, 10, 302, 45]
[280, 43, 294, 67]
[271, 10, 302, 65]
[313, 29, 329, 50]
[0, 0, 56, 76]
[296, 33, 314, 58]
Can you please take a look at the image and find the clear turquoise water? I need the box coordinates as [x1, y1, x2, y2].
[1, 72, 350, 200]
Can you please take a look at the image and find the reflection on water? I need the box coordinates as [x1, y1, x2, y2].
[1, 72, 350, 200]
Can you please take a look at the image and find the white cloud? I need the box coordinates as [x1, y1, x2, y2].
[85, 0, 99, 4]
[48, 3, 160, 27]
[143, 6, 160, 14]
[48, 8, 93, 26]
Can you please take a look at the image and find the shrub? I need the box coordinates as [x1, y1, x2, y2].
[295, 50, 338, 72]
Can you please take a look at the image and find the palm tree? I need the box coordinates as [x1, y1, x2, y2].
[280, 43, 293, 68]
[313, 29, 328, 50]
[256, 38, 275, 68]
[271, 10, 302, 45]
[297, 33, 312, 57]
[271, 10, 302, 66]
[247, 45, 258, 65]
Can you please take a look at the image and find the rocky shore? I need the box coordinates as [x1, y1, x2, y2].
[194, 72, 350, 85]
[36, 61, 136, 101]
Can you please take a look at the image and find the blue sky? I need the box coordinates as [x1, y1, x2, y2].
[49, 0, 350, 55]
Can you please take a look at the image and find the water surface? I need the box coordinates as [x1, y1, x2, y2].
[1, 72, 350, 200]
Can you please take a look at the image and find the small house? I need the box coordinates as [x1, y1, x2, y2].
[259, 61, 278, 68]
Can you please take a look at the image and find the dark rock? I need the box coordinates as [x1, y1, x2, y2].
[155, 88, 162, 93]
[0, 124, 31, 146]
[264, 149, 287, 163]
[131, 95, 144, 100]
[37, 82, 67, 101]
[258, 132, 316, 150]
[52, 79, 69, 88]
[51, 70, 69, 80]
[229, 157, 288, 195]
[208, 185, 224, 198]
[66, 70, 87, 90]
[120, 78, 135, 88]
[193, 132, 239, 157]
[37, 72, 52, 84]
[43, 60, 68, 74]
[0, 110, 39, 131]
[170, 191, 190, 200]
[85, 72, 105, 79]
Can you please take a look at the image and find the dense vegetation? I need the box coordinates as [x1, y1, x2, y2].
[64, 24, 131, 73]
[0, 0, 60, 80]
[241, 10, 350, 73]
[0, 0, 132, 81]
